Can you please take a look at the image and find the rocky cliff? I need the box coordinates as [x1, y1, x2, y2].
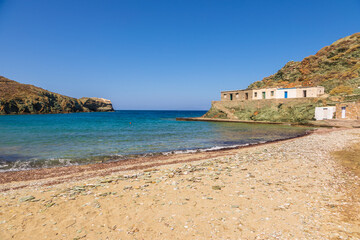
[0, 76, 114, 114]
[249, 33, 360, 94]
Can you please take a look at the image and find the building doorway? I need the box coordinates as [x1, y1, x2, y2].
[230, 94, 233, 101]
[245, 93, 248, 100]
[284, 91, 288, 98]
[303, 90, 307, 97]
[323, 108, 328, 120]
[262, 92, 266, 99]
[341, 107, 346, 118]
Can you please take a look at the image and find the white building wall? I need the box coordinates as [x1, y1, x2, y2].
[243, 86, 325, 101]
[315, 107, 336, 120]
[252, 88, 281, 100]
[275, 88, 297, 99]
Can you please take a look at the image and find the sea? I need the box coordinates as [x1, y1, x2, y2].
[0, 110, 312, 172]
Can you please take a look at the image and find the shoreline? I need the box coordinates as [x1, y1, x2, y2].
[0, 129, 311, 174]
[176, 117, 360, 128]
[0, 129, 315, 191]
[1, 127, 359, 239]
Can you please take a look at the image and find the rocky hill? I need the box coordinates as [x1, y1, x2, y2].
[249, 33, 360, 94]
[0, 76, 114, 114]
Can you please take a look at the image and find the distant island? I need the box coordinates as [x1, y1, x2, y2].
[203, 32, 360, 123]
[0, 76, 114, 114]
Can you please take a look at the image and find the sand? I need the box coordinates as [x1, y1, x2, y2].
[0, 128, 360, 239]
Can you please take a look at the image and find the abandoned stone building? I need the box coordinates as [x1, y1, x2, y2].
[221, 86, 325, 101]
[335, 102, 360, 120]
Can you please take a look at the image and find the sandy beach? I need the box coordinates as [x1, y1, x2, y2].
[1, 128, 360, 239]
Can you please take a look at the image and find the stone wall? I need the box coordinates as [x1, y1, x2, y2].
[205, 98, 324, 123]
[214, 97, 319, 109]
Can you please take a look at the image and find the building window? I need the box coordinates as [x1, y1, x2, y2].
[271, 91, 274, 96]
[254, 92, 258, 98]
[224, 94, 227, 98]
[236, 93, 239, 98]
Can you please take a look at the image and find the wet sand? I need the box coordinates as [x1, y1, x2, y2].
[0, 128, 360, 239]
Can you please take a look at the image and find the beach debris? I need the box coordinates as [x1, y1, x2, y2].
[246, 173, 255, 178]
[98, 192, 112, 197]
[93, 200, 101, 208]
[73, 186, 86, 192]
[73, 235, 87, 240]
[45, 202, 56, 208]
[19, 196, 35, 202]
[100, 179, 113, 184]
[187, 177, 202, 182]
[212, 185, 222, 190]
[275, 203, 291, 211]
[127, 226, 139, 235]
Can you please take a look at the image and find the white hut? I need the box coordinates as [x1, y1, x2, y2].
[315, 107, 336, 120]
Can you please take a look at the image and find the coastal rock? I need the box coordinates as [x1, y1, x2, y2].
[79, 97, 114, 112]
[0, 76, 114, 114]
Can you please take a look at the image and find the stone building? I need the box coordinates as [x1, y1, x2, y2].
[221, 89, 253, 101]
[335, 102, 360, 120]
[221, 86, 325, 101]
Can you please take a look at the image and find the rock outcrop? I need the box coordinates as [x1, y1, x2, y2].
[79, 97, 114, 112]
[0, 76, 114, 114]
[248, 33, 360, 93]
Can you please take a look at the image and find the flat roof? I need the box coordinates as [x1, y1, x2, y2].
[221, 89, 252, 93]
[221, 86, 323, 93]
[278, 86, 324, 90]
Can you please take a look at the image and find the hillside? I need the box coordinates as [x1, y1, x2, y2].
[0, 76, 114, 114]
[249, 33, 360, 94]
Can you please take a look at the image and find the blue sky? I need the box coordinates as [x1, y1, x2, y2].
[0, 0, 359, 110]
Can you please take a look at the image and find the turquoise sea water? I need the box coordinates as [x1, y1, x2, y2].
[0, 111, 311, 171]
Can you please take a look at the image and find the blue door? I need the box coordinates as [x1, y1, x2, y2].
[284, 91, 288, 98]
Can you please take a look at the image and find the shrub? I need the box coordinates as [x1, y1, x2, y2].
[329, 85, 354, 96]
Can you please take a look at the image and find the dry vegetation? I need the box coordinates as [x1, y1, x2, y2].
[248, 33, 360, 94]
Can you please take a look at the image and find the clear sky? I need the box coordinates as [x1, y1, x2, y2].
[0, 0, 359, 110]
